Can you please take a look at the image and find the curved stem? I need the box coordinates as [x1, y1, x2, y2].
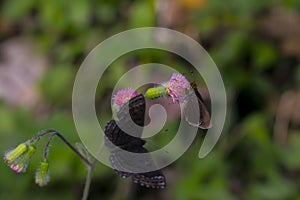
[31, 129, 92, 166]
[32, 129, 105, 200]
[43, 133, 56, 160]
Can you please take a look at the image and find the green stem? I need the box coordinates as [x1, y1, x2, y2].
[81, 142, 104, 200]
[82, 164, 94, 200]
[31, 129, 106, 200]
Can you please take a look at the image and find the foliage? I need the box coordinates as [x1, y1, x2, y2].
[1, 0, 300, 199]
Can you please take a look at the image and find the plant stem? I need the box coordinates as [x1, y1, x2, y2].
[31, 129, 106, 200]
[82, 163, 94, 200]
[81, 142, 104, 200]
[31, 129, 92, 166]
[43, 133, 55, 160]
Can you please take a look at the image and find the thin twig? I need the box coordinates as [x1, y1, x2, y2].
[31, 129, 92, 166]
[43, 133, 56, 160]
[31, 129, 106, 200]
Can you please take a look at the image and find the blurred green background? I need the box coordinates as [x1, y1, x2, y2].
[1, 0, 300, 199]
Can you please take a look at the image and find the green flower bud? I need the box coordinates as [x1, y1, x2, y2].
[4, 143, 28, 165]
[144, 86, 166, 99]
[9, 145, 36, 173]
[35, 161, 50, 187]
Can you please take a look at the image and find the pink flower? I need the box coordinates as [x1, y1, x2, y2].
[166, 73, 189, 103]
[113, 88, 138, 111]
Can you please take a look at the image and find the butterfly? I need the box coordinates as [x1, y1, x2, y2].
[184, 81, 212, 129]
[104, 94, 166, 189]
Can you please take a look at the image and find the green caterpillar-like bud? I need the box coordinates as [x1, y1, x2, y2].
[144, 86, 167, 99]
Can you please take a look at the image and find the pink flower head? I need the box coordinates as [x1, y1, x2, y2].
[113, 88, 138, 111]
[166, 73, 189, 103]
[10, 163, 28, 173]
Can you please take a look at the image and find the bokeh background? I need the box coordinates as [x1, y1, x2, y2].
[1, 0, 300, 199]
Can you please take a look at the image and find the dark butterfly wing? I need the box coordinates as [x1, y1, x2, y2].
[105, 94, 146, 148]
[104, 120, 145, 150]
[131, 146, 166, 189]
[132, 171, 166, 189]
[109, 144, 166, 188]
[104, 94, 166, 188]
[109, 153, 132, 178]
[117, 94, 145, 127]
[184, 82, 211, 129]
[104, 119, 144, 181]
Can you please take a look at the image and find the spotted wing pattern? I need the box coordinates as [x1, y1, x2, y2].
[104, 94, 166, 189]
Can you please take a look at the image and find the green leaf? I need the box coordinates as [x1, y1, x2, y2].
[1, 0, 35, 21]
[39, 66, 73, 103]
[128, 1, 155, 28]
[251, 42, 277, 70]
[279, 132, 300, 170]
[248, 173, 296, 199]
